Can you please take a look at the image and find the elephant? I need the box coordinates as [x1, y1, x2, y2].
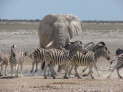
[30, 14, 83, 73]
[38, 14, 83, 49]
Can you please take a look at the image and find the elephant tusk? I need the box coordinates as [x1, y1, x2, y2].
[46, 41, 54, 48]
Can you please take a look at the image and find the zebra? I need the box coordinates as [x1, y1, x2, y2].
[107, 48, 123, 79]
[42, 41, 83, 79]
[57, 41, 96, 74]
[68, 42, 111, 79]
[0, 53, 9, 76]
[9, 45, 27, 77]
[29, 48, 46, 73]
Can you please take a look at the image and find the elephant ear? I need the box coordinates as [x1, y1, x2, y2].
[68, 20, 82, 39]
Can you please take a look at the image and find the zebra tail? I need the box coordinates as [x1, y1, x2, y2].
[41, 62, 45, 70]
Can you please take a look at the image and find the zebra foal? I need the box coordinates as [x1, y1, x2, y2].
[9, 45, 27, 77]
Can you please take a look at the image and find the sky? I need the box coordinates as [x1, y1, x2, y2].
[0, 0, 123, 20]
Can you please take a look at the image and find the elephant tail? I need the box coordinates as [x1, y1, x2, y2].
[41, 61, 45, 70]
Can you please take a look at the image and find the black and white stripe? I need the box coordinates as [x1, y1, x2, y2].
[42, 41, 83, 79]
[69, 42, 110, 79]
[29, 48, 46, 73]
[107, 48, 123, 79]
[9, 44, 27, 77]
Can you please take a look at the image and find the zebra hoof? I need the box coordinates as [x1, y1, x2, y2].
[64, 76, 68, 79]
[44, 76, 47, 79]
[82, 69, 86, 73]
[77, 76, 82, 79]
[52, 76, 56, 79]
[15, 75, 19, 78]
[82, 74, 88, 77]
[91, 76, 95, 79]
[75, 74, 81, 79]
[35, 70, 38, 73]
[5, 74, 7, 76]
[119, 76, 123, 79]
[30, 70, 33, 73]
[0, 73, 3, 76]
[107, 76, 110, 79]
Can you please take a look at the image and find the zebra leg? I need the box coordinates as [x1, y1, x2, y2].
[64, 65, 69, 79]
[35, 61, 38, 72]
[74, 66, 81, 79]
[82, 69, 90, 77]
[116, 68, 123, 79]
[68, 65, 74, 76]
[50, 64, 56, 75]
[20, 63, 23, 77]
[94, 63, 100, 77]
[89, 66, 95, 79]
[57, 65, 62, 72]
[5, 65, 8, 76]
[82, 66, 88, 73]
[30, 61, 35, 73]
[49, 64, 56, 79]
[15, 64, 19, 77]
[10, 64, 14, 76]
[107, 67, 115, 78]
[43, 63, 48, 79]
[0, 65, 3, 75]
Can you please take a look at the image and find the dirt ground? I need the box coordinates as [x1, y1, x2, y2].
[0, 76, 123, 92]
[0, 29, 123, 92]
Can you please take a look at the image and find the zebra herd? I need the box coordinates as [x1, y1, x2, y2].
[0, 41, 123, 79]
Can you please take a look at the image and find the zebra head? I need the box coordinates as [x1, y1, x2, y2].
[93, 41, 110, 61]
[64, 40, 83, 51]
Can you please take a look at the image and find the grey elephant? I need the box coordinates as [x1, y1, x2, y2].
[30, 14, 83, 73]
[38, 14, 83, 48]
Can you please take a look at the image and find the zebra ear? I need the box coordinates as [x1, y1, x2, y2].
[97, 41, 105, 47]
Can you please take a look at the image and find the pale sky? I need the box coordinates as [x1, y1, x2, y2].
[0, 0, 123, 20]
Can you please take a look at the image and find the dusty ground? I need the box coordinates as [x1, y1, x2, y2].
[0, 76, 123, 92]
[0, 29, 123, 92]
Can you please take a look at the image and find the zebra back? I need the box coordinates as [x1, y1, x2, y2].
[71, 51, 95, 66]
[30, 48, 46, 62]
[44, 41, 83, 66]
